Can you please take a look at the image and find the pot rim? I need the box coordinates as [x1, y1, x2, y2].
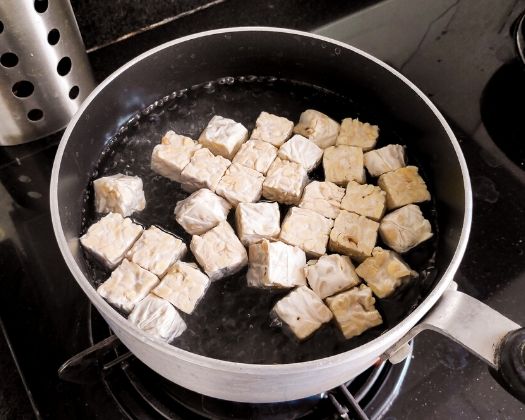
[50, 26, 473, 375]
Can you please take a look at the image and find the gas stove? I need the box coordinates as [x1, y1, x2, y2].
[1, 1, 524, 419]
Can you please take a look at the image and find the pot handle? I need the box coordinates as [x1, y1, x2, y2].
[382, 282, 525, 402]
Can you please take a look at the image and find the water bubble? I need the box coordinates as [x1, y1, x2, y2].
[334, 47, 341, 56]
[27, 191, 42, 199]
[246, 75, 257, 82]
[148, 113, 162, 122]
[225, 76, 235, 85]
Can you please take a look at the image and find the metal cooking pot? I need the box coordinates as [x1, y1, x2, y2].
[50, 27, 525, 403]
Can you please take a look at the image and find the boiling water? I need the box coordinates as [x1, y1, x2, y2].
[82, 76, 438, 364]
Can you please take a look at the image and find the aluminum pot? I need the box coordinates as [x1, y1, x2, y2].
[50, 27, 525, 403]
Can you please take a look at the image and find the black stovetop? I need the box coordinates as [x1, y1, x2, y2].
[1, 0, 525, 419]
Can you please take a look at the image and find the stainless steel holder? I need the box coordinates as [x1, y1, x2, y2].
[0, 0, 96, 146]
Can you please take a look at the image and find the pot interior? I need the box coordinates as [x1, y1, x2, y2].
[54, 29, 467, 364]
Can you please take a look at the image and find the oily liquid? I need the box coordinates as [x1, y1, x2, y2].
[82, 76, 438, 364]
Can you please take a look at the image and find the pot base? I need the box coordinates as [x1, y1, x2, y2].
[88, 305, 412, 419]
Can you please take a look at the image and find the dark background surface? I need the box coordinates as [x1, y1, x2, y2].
[1, 0, 525, 418]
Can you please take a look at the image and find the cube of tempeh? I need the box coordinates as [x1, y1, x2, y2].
[329, 210, 379, 261]
[247, 239, 306, 288]
[128, 294, 187, 341]
[277, 134, 323, 172]
[340, 181, 386, 221]
[377, 166, 430, 210]
[272, 286, 333, 340]
[356, 247, 417, 298]
[293, 109, 340, 149]
[235, 201, 280, 246]
[232, 139, 278, 175]
[306, 254, 361, 299]
[323, 145, 365, 185]
[180, 148, 231, 192]
[298, 181, 345, 219]
[97, 259, 159, 313]
[151, 132, 202, 182]
[279, 207, 334, 257]
[251, 111, 294, 147]
[379, 204, 433, 253]
[336, 118, 379, 151]
[80, 213, 143, 269]
[215, 163, 264, 206]
[326, 284, 383, 339]
[153, 262, 210, 314]
[126, 226, 186, 277]
[190, 221, 248, 281]
[161, 130, 194, 146]
[364, 144, 406, 177]
[198, 115, 248, 160]
[94, 174, 146, 217]
[262, 158, 308, 205]
[174, 188, 231, 235]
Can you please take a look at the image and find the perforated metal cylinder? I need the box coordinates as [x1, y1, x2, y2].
[0, 0, 95, 145]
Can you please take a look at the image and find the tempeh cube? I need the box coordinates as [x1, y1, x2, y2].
[379, 204, 433, 253]
[247, 239, 306, 288]
[128, 294, 187, 341]
[153, 262, 210, 314]
[356, 247, 417, 298]
[329, 210, 379, 261]
[306, 254, 361, 299]
[323, 145, 365, 185]
[298, 181, 345, 219]
[235, 201, 280, 246]
[232, 139, 278, 175]
[364, 144, 406, 177]
[198, 115, 248, 160]
[97, 259, 159, 313]
[174, 188, 231, 235]
[190, 221, 248, 281]
[180, 148, 231, 192]
[279, 207, 333, 257]
[215, 163, 264, 206]
[326, 284, 383, 339]
[277, 134, 323, 172]
[293, 109, 340, 149]
[336, 118, 379, 151]
[251, 111, 294, 147]
[94, 174, 146, 217]
[161, 130, 194, 146]
[262, 158, 308, 205]
[340, 181, 386, 221]
[80, 212, 143, 269]
[126, 226, 186, 277]
[151, 132, 202, 182]
[272, 286, 333, 340]
[377, 166, 430, 210]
